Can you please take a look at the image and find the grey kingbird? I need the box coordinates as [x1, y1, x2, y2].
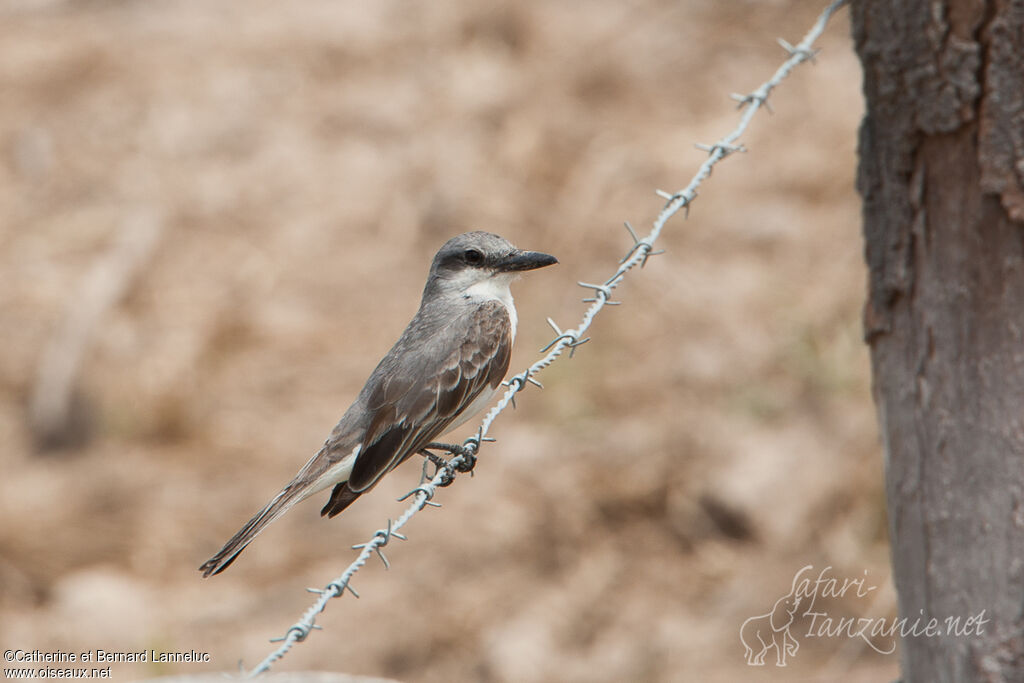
[199, 232, 557, 576]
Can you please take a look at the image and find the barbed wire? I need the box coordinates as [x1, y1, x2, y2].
[247, 0, 851, 675]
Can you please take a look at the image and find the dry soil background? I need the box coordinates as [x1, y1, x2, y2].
[0, 1, 897, 681]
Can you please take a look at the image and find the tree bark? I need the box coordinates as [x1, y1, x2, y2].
[852, 1, 1024, 680]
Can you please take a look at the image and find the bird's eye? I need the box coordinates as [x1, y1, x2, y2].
[463, 249, 483, 265]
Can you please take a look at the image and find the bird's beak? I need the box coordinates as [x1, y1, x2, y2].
[499, 250, 559, 272]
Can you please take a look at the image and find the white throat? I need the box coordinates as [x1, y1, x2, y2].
[465, 274, 518, 341]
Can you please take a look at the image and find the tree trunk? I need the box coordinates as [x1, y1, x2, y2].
[852, 1, 1024, 680]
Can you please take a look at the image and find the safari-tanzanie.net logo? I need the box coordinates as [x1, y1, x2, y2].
[739, 565, 989, 667]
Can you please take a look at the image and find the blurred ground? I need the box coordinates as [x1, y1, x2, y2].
[0, 1, 896, 681]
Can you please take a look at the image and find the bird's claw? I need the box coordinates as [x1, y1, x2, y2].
[420, 442, 477, 485]
[454, 451, 477, 474]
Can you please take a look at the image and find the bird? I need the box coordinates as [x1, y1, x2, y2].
[199, 231, 557, 577]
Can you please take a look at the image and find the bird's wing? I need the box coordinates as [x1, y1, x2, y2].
[347, 300, 512, 493]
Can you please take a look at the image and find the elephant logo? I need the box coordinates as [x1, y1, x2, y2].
[740, 577, 803, 666]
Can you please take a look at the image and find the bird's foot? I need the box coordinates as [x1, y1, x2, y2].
[419, 442, 478, 486]
[417, 449, 454, 486]
[425, 442, 478, 474]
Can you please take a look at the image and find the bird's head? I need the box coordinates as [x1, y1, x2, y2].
[425, 231, 558, 299]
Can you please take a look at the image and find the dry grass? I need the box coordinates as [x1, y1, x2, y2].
[0, 1, 895, 681]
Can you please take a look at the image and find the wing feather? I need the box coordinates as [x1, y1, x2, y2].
[348, 301, 511, 493]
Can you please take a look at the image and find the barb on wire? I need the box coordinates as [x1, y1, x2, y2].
[247, 0, 849, 676]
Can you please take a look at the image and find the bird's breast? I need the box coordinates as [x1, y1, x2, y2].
[464, 276, 517, 341]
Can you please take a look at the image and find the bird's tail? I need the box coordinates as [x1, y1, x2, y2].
[198, 481, 310, 577]
[199, 444, 358, 577]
